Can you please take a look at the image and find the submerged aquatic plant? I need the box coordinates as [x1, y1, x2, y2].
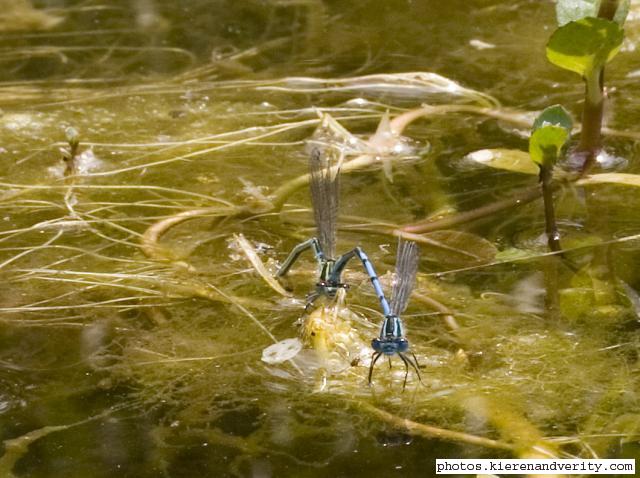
[5, 2, 640, 476]
[60, 127, 80, 177]
[529, 105, 573, 253]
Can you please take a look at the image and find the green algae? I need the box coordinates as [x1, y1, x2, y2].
[1, 1, 640, 477]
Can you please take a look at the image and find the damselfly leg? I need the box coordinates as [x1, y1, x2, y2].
[276, 238, 324, 278]
[397, 352, 422, 391]
[368, 351, 383, 384]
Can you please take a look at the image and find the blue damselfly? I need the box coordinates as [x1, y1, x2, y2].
[369, 239, 422, 390]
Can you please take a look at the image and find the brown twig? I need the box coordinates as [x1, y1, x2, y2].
[357, 401, 515, 451]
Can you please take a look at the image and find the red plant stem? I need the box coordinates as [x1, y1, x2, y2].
[578, 72, 604, 170]
[400, 185, 542, 234]
[575, 0, 619, 172]
[540, 167, 561, 253]
[598, 0, 620, 20]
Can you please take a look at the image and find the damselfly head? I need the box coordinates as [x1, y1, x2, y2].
[371, 337, 409, 356]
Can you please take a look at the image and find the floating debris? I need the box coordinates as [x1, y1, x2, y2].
[469, 39, 496, 50]
[262, 338, 303, 364]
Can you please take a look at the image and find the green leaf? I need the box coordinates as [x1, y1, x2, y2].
[529, 105, 572, 167]
[529, 127, 569, 167]
[577, 173, 640, 188]
[546, 17, 624, 77]
[465, 148, 539, 175]
[532, 104, 573, 133]
[556, 0, 629, 26]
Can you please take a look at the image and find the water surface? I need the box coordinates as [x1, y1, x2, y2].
[1, 1, 640, 477]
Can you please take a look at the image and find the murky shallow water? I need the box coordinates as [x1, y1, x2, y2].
[2, 1, 640, 477]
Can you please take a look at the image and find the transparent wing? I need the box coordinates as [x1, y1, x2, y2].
[390, 239, 419, 316]
[308, 144, 339, 258]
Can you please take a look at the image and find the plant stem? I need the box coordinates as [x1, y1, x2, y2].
[584, 0, 621, 310]
[356, 401, 515, 451]
[574, 0, 619, 172]
[539, 166, 561, 253]
[576, 69, 604, 173]
[543, 255, 561, 318]
[412, 291, 461, 332]
[538, 164, 562, 317]
[598, 0, 620, 20]
[399, 184, 543, 234]
[140, 205, 240, 262]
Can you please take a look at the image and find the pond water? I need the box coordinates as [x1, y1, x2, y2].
[2, 1, 640, 477]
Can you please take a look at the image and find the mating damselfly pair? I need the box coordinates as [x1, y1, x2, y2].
[275, 138, 422, 390]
